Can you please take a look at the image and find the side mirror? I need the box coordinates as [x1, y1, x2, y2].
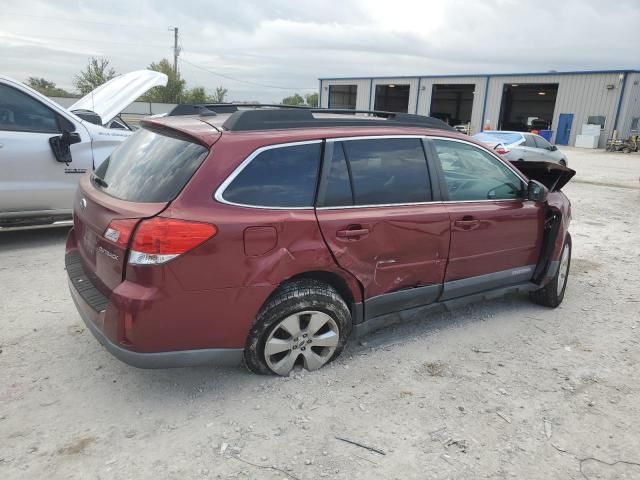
[527, 179, 548, 202]
[49, 131, 81, 163]
[549, 145, 558, 151]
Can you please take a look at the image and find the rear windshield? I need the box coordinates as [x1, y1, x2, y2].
[474, 132, 524, 146]
[93, 128, 208, 202]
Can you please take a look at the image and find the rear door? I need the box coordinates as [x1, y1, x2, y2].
[73, 127, 213, 295]
[315, 136, 450, 320]
[429, 138, 544, 299]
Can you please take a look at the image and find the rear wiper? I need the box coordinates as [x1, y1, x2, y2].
[91, 174, 108, 188]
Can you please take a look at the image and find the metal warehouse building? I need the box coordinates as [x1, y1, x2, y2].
[319, 70, 640, 147]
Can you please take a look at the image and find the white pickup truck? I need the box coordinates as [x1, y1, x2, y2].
[0, 70, 167, 227]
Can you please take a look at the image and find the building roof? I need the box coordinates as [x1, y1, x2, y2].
[319, 69, 640, 81]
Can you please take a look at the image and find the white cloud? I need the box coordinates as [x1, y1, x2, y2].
[1, 0, 639, 103]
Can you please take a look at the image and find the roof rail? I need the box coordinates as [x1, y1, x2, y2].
[168, 103, 455, 132]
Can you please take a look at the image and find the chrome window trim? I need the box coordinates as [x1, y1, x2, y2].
[215, 134, 529, 211]
[316, 198, 523, 210]
[214, 139, 323, 210]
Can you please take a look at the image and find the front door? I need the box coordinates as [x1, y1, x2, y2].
[429, 138, 544, 299]
[0, 82, 89, 218]
[315, 137, 450, 320]
[556, 114, 573, 145]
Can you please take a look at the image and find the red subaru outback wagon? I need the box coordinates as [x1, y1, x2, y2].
[66, 106, 574, 375]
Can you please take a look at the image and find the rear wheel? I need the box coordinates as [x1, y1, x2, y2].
[244, 279, 351, 375]
[530, 234, 571, 308]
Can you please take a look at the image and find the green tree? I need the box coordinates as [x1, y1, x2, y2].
[26, 77, 74, 97]
[305, 92, 319, 107]
[182, 87, 208, 104]
[210, 86, 228, 103]
[74, 58, 116, 95]
[281, 93, 305, 106]
[138, 59, 185, 103]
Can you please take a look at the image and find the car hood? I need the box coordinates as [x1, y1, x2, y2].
[510, 160, 575, 191]
[69, 70, 167, 125]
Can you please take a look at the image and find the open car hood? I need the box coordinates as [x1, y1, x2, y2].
[510, 160, 576, 192]
[69, 70, 167, 125]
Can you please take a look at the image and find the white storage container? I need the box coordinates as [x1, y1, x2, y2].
[575, 134, 599, 148]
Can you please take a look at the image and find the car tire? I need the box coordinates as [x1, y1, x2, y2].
[530, 234, 571, 308]
[244, 279, 352, 376]
[559, 159, 567, 166]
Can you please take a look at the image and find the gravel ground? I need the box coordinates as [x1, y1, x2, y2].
[1, 148, 639, 479]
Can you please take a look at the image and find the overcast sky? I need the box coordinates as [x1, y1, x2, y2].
[2, 0, 639, 103]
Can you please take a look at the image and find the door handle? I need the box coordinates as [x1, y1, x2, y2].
[336, 226, 370, 239]
[454, 217, 480, 231]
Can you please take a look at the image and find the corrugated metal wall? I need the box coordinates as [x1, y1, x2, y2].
[617, 73, 640, 138]
[483, 73, 623, 147]
[321, 72, 634, 147]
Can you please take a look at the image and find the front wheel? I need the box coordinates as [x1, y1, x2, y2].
[530, 234, 571, 308]
[244, 279, 351, 375]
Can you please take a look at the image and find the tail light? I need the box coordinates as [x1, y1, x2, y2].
[104, 219, 137, 247]
[104, 217, 217, 265]
[495, 146, 510, 155]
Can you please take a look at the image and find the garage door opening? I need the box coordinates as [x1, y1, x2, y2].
[374, 84, 410, 112]
[498, 83, 559, 132]
[328, 85, 357, 110]
[429, 84, 475, 127]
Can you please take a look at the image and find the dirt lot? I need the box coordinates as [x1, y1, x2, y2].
[1, 148, 639, 479]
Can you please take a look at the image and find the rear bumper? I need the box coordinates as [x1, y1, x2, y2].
[66, 251, 243, 369]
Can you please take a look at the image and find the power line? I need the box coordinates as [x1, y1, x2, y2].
[1, 11, 167, 32]
[179, 57, 316, 91]
[0, 32, 170, 49]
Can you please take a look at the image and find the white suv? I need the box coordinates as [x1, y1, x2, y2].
[0, 70, 166, 227]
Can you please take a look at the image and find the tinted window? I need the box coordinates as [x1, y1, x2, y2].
[0, 84, 60, 133]
[319, 142, 353, 207]
[533, 135, 552, 149]
[433, 139, 523, 201]
[94, 128, 208, 203]
[341, 138, 431, 205]
[223, 143, 321, 207]
[523, 135, 537, 147]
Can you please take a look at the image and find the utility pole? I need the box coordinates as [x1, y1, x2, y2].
[168, 26, 181, 103]
[172, 27, 179, 77]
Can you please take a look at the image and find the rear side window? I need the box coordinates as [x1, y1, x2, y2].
[533, 135, 552, 149]
[94, 128, 208, 202]
[523, 135, 537, 147]
[318, 142, 353, 207]
[339, 138, 431, 206]
[222, 142, 321, 208]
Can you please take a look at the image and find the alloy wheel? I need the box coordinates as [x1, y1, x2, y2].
[264, 310, 340, 375]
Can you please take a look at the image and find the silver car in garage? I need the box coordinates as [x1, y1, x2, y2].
[473, 131, 568, 166]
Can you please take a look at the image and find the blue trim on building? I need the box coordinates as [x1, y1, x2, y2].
[414, 77, 421, 114]
[319, 69, 640, 82]
[480, 76, 490, 132]
[612, 72, 628, 132]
